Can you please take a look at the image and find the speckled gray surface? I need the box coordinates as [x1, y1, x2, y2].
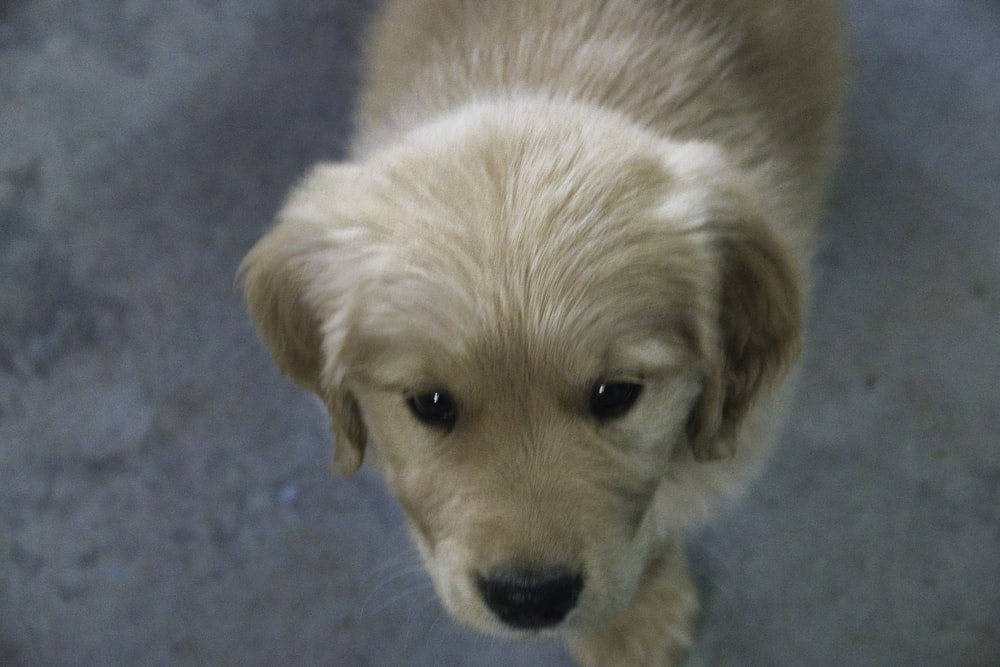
[1, 1, 997, 665]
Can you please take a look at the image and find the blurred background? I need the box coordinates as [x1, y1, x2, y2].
[1, 1, 997, 665]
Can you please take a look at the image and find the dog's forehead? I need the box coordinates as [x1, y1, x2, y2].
[341, 103, 717, 390]
[353, 284, 700, 392]
[351, 200, 707, 370]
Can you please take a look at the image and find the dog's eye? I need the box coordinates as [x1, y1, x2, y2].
[589, 382, 643, 421]
[407, 391, 458, 430]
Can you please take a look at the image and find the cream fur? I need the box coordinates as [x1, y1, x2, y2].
[240, 1, 845, 664]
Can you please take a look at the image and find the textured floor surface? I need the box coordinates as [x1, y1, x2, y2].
[1, 1, 998, 665]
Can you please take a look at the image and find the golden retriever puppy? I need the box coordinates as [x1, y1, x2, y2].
[240, 1, 845, 664]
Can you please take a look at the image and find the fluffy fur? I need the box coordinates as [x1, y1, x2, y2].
[240, 1, 845, 664]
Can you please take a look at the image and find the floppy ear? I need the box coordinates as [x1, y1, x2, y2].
[238, 164, 371, 475]
[686, 216, 802, 461]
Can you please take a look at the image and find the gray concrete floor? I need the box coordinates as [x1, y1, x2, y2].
[1, 1, 997, 665]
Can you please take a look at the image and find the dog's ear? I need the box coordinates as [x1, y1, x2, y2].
[238, 164, 371, 475]
[685, 216, 802, 461]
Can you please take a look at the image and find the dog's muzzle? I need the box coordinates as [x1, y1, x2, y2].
[476, 568, 584, 630]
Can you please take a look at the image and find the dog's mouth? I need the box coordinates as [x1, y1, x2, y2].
[405, 485, 660, 636]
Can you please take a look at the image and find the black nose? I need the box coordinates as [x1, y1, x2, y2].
[476, 568, 584, 630]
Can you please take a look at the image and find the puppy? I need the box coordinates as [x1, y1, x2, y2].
[240, 1, 845, 664]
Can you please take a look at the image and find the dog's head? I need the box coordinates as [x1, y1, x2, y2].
[240, 101, 800, 635]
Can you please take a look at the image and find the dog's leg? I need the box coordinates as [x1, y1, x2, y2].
[566, 542, 698, 667]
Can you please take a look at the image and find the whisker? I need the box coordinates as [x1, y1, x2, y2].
[363, 577, 437, 619]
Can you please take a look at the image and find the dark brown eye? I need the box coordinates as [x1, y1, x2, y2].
[589, 382, 642, 421]
[407, 391, 457, 430]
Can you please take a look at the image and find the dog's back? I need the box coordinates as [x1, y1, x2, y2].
[355, 0, 845, 228]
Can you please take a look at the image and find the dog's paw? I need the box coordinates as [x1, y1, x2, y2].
[566, 544, 698, 667]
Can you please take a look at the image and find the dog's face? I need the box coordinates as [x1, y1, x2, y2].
[240, 102, 800, 636]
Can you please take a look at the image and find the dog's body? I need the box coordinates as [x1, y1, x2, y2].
[241, 1, 845, 664]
